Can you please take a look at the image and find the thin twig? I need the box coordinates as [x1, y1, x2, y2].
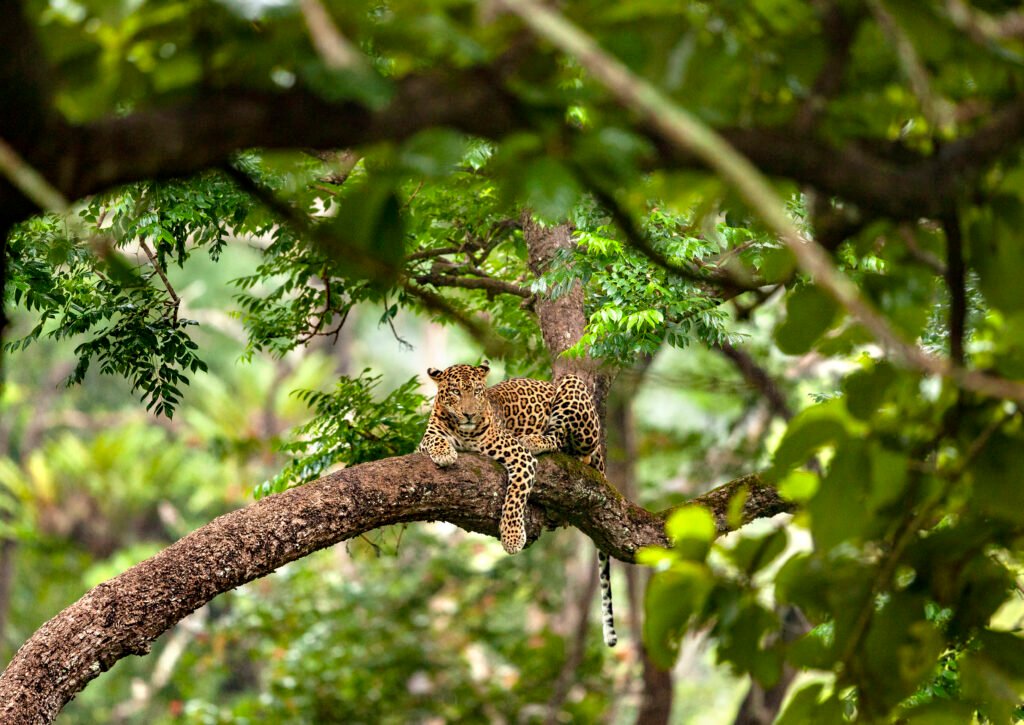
[405, 245, 466, 261]
[400, 180, 425, 211]
[715, 340, 793, 421]
[138, 239, 181, 325]
[495, 0, 1024, 404]
[382, 295, 413, 350]
[898, 224, 947, 276]
[296, 271, 341, 344]
[867, 0, 955, 130]
[575, 167, 760, 294]
[945, 0, 1024, 42]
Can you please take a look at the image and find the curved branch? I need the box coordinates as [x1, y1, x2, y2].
[0, 452, 789, 724]
[4, 40, 1023, 230]
[63, 67, 525, 201]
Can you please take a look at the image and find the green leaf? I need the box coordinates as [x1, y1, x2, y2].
[398, 129, 470, 178]
[960, 649, 1024, 724]
[760, 246, 795, 283]
[867, 443, 909, 512]
[775, 682, 844, 725]
[320, 184, 405, 284]
[722, 528, 788, 576]
[898, 703, 980, 725]
[968, 196, 1024, 313]
[769, 399, 851, 477]
[969, 433, 1024, 524]
[665, 505, 717, 560]
[522, 158, 582, 223]
[786, 627, 835, 670]
[843, 361, 897, 421]
[808, 440, 872, 551]
[643, 562, 714, 669]
[854, 593, 943, 714]
[715, 597, 782, 686]
[774, 284, 839, 355]
[777, 470, 819, 503]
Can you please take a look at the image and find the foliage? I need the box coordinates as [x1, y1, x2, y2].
[159, 533, 613, 725]
[8, 0, 1024, 722]
[264, 370, 427, 496]
[545, 202, 749, 362]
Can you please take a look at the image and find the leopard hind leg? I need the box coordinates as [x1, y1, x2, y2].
[520, 375, 602, 463]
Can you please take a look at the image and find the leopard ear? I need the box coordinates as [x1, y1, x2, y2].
[427, 367, 443, 381]
[478, 360, 490, 374]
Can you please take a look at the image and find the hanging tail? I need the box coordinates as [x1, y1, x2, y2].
[598, 550, 617, 647]
[589, 447, 617, 647]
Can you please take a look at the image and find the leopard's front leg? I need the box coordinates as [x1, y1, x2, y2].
[484, 434, 537, 554]
[420, 429, 458, 467]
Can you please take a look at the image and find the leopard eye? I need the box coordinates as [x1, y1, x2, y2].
[451, 389, 461, 398]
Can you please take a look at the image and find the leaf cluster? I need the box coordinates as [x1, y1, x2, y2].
[263, 370, 427, 497]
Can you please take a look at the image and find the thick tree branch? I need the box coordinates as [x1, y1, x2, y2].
[0, 0, 57, 152]
[794, 2, 863, 132]
[3, 35, 1023, 232]
[59, 69, 526, 201]
[0, 452, 790, 724]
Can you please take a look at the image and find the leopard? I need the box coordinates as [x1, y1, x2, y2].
[419, 361, 617, 647]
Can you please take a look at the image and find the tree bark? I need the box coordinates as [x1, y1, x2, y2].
[520, 214, 613, 416]
[0, 450, 790, 724]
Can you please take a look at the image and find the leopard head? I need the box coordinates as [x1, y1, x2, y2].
[427, 362, 491, 432]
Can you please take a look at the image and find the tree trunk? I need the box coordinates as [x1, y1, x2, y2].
[520, 213, 613, 410]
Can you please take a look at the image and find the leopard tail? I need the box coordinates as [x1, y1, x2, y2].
[598, 550, 617, 647]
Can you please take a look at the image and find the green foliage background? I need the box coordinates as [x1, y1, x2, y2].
[6, 0, 1024, 722]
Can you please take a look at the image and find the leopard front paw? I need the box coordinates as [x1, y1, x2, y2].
[500, 525, 526, 555]
[519, 434, 547, 454]
[427, 449, 458, 467]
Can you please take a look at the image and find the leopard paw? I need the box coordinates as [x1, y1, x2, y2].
[519, 435, 548, 454]
[500, 525, 526, 555]
[428, 449, 458, 467]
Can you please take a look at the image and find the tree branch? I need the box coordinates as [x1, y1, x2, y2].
[299, 0, 369, 72]
[412, 272, 530, 298]
[794, 2, 863, 132]
[0, 452, 790, 724]
[4, 37, 1023, 231]
[138, 239, 181, 325]
[0, 138, 67, 213]
[222, 162, 516, 358]
[715, 340, 793, 421]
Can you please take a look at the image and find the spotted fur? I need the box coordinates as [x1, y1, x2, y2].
[419, 361, 618, 647]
